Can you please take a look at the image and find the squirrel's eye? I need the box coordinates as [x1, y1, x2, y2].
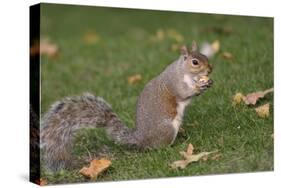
[192, 59, 199, 66]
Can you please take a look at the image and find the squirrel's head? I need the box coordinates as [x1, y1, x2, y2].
[180, 41, 212, 77]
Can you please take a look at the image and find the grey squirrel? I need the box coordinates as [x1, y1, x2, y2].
[41, 42, 213, 172]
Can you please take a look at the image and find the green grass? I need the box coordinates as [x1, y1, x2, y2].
[39, 3, 273, 184]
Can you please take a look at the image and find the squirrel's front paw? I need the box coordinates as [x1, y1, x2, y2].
[195, 77, 213, 95]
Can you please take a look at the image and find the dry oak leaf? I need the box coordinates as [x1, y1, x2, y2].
[243, 88, 273, 105]
[79, 158, 112, 180]
[170, 143, 218, 169]
[128, 74, 142, 85]
[255, 103, 270, 118]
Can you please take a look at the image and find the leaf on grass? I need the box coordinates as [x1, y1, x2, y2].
[221, 52, 233, 60]
[233, 88, 273, 106]
[128, 74, 142, 85]
[255, 103, 270, 118]
[211, 40, 220, 53]
[243, 88, 273, 105]
[271, 133, 274, 139]
[232, 92, 245, 106]
[186, 143, 194, 155]
[170, 143, 218, 169]
[83, 31, 100, 45]
[200, 40, 220, 58]
[79, 158, 111, 180]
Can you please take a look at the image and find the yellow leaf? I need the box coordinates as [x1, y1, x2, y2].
[211, 40, 220, 53]
[221, 52, 233, 60]
[170, 143, 218, 169]
[79, 159, 111, 180]
[128, 74, 142, 85]
[232, 92, 245, 106]
[255, 103, 270, 118]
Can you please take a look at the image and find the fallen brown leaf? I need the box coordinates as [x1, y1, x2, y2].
[79, 159, 111, 180]
[128, 74, 142, 85]
[255, 103, 270, 118]
[243, 88, 273, 105]
[170, 144, 218, 169]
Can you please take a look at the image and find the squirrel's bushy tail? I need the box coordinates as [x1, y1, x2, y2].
[41, 93, 138, 172]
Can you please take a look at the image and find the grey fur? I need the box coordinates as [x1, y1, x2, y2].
[41, 45, 213, 172]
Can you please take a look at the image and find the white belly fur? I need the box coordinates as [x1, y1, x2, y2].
[171, 99, 191, 143]
[183, 74, 195, 89]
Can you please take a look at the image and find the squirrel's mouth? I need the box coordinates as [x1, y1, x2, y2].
[193, 75, 214, 87]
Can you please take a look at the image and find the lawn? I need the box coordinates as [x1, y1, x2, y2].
[39, 3, 273, 184]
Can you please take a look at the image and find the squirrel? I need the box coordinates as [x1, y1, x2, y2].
[41, 42, 213, 172]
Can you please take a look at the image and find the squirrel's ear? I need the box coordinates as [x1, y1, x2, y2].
[181, 45, 189, 56]
[191, 41, 198, 52]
